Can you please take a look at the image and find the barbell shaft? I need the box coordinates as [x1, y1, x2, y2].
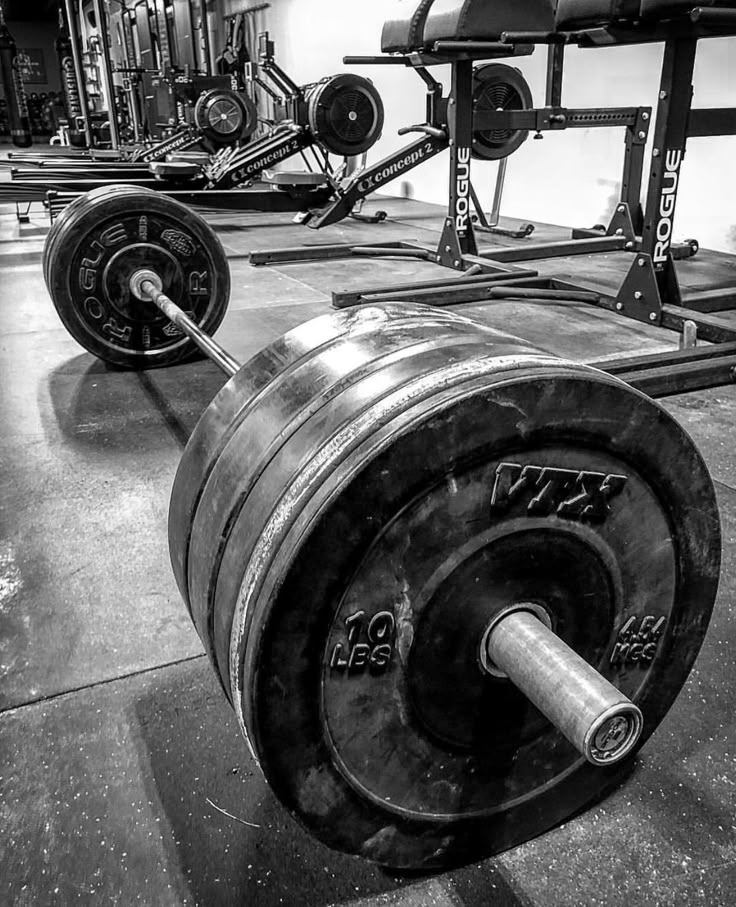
[484, 608, 643, 766]
[131, 270, 240, 377]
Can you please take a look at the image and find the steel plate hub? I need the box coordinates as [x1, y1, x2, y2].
[321, 446, 674, 819]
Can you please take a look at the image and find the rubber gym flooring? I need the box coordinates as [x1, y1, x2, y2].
[1, 184, 735, 906]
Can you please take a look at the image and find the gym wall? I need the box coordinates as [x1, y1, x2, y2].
[256, 0, 736, 253]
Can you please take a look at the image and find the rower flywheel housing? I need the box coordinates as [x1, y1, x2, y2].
[306, 74, 384, 156]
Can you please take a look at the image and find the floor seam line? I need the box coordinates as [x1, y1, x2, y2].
[0, 652, 206, 716]
[259, 265, 334, 298]
[714, 478, 736, 493]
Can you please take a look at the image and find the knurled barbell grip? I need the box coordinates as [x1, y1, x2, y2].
[130, 269, 241, 377]
[483, 607, 644, 766]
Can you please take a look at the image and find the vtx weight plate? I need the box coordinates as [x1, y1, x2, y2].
[174, 304, 720, 870]
[45, 185, 230, 368]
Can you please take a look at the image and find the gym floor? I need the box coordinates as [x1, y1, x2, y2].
[1, 184, 736, 907]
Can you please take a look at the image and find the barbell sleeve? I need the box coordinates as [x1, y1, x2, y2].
[483, 607, 643, 765]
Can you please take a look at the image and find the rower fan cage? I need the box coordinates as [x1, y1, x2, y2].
[472, 63, 533, 161]
[307, 74, 385, 157]
[194, 89, 258, 147]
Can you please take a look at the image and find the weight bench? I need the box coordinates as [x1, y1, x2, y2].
[257, 0, 736, 346]
[382, 0, 555, 51]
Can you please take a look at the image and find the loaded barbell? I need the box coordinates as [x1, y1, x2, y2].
[43, 186, 721, 869]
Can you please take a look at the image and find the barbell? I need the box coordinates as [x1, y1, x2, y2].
[42, 185, 721, 869]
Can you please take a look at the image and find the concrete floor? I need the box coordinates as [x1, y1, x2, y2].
[1, 189, 735, 907]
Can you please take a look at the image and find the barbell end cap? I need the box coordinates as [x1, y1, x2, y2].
[584, 702, 644, 766]
[129, 268, 163, 302]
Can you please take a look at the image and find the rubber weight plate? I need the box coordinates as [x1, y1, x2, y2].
[170, 303, 467, 618]
[209, 306, 718, 869]
[168, 306, 363, 616]
[185, 308, 543, 696]
[45, 185, 230, 368]
[472, 63, 533, 161]
[194, 88, 257, 146]
[45, 190, 90, 291]
[43, 183, 143, 290]
[306, 74, 384, 157]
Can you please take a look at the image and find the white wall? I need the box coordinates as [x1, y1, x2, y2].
[257, 0, 736, 252]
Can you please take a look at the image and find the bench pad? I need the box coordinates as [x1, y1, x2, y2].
[555, 1, 641, 30]
[382, 0, 437, 52]
[556, 0, 736, 29]
[640, 0, 736, 15]
[423, 0, 555, 44]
